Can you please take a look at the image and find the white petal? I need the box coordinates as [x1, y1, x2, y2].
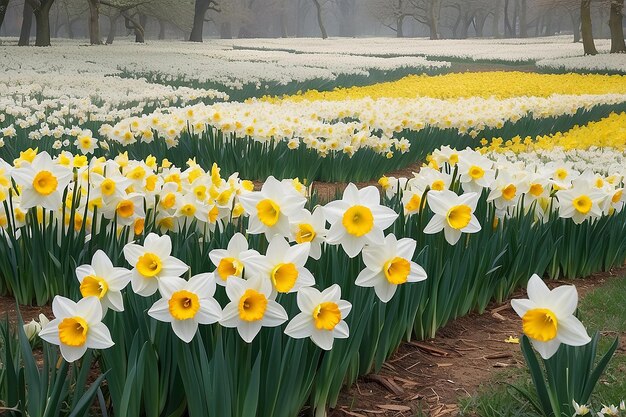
[157, 276, 186, 299]
[148, 298, 173, 322]
[423, 215, 445, 234]
[219, 302, 241, 327]
[161, 256, 189, 277]
[75, 296, 103, 324]
[296, 286, 322, 313]
[91, 250, 113, 276]
[527, 274, 551, 305]
[86, 322, 114, 349]
[60, 344, 88, 363]
[237, 320, 263, 343]
[52, 296, 78, 318]
[341, 234, 365, 258]
[557, 316, 591, 346]
[444, 227, 462, 245]
[284, 313, 313, 339]
[106, 291, 125, 312]
[172, 320, 198, 343]
[75, 265, 95, 282]
[355, 268, 380, 287]
[511, 299, 535, 318]
[374, 281, 397, 303]
[310, 329, 334, 350]
[550, 285, 578, 318]
[531, 338, 561, 360]
[123, 244, 144, 266]
[38, 319, 61, 345]
[262, 301, 288, 327]
[196, 298, 222, 324]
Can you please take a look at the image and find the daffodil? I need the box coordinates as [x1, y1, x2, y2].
[101, 192, 146, 226]
[323, 184, 398, 258]
[355, 234, 427, 302]
[423, 190, 481, 245]
[239, 175, 306, 240]
[208, 232, 259, 285]
[148, 274, 222, 343]
[220, 275, 288, 343]
[75, 250, 132, 313]
[123, 233, 189, 296]
[458, 149, 496, 193]
[284, 284, 352, 350]
[511, 274, 591, 359]
[245, 235, 315, 295]
[38, 296, 114, 362]
[289, 207, 327, 260]
[572, 400, 590, 416]
[11, 151, 72, 211]
[557, 183, 604, 224]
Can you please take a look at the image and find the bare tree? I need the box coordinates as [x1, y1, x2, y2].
[189, 0, 218, 41]
[19, 0, 33, 45]
[312, 0, 327, 39]
[581, 0, 598, 54]
[609, 0, 626, 52]
[0, 0, 9, 33]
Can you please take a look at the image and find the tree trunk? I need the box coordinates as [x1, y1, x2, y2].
[106, 13, 118, 44]
[189, 0, 208, 42]
[519, 0, 527, 37]
[0, 0, 9, 34]
[34, 1, 54, 46]
[137, 14, 146, 42]
[475, 11, 487, 37]
[87, 0, 100, 44]
[158, 19, 165, 39]
[312, 0, 327, 39]
[18, 0, 32, 45]
[492, 0, 502, 37]
[609, 0, 626, 52]
[581, 0, 598, 54]
[397, 15, 404, 37]
[220, 21, 231, 39]
[504, 0, 512, 37]
[428, 0, 441, 40]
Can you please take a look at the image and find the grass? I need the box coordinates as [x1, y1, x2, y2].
[458, 276, 626, 417]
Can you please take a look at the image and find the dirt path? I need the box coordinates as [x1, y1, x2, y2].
[329, 266, 626, 417]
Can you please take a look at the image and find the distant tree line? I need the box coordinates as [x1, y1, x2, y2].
[0, 0, 623, 54]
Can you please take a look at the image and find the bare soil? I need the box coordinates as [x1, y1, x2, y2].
[329, 266, 626, 417]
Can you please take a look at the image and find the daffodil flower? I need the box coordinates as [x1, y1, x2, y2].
[423, 190, 481, 245]
[289, 207, 328, 260]
[239, 175, 307, 240]
[11, 151, 72, 211]
[511, 274, 591, 359]
[220, 276, 288, 343]
[123, 233, 189, 296]
[572, 400, 590, 416]
[245, 236, 315, 296]
[323, 184, 398, 258]
[38, 296, 114, 362]
[75, 250, 132, 313]
[557, 183, 604, 224]
[355, 234, 427, 302]
[284, 284, 351, 350]
[148, 274, 222, 343]
[209, 232, 259, 285]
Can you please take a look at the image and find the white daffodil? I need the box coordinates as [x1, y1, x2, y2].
[355, 234, 427, 302]
[572, 400, 590, 416]
[401, 187, 426, 216]
[323, 184, 398, 258]
[487, 171, 530, 211]
[101, 192, 146, 226]
[557, 183, 604, 224]
[246, 235, 315, 296]
[11, 151, 72, 210]
[75, 250, 132, 313]
[423, 190, 481, 245]
[208, 232, 259, 285]
[284, 284, 351, 350]
[148, 274, 222, 343]
[511, 274, 591, 359]
[238, 175, 306, 240]
[23, 319, 42, 342]
[220, 275, 288, 343]
[289, 207, 327, 260]
[123, 233, 189, 296]
[599, 405, 619, 416]
[458, 150, 496, 193]
[38, 296, 114, 362]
